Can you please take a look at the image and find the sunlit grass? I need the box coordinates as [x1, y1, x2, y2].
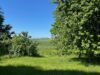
[0, 56, 100, 73]
[0, 38, 100, 75]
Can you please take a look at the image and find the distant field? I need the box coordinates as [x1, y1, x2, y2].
[34, 38, 54, 48]
[34, 38, 58, 56]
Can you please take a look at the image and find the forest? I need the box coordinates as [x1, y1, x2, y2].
[0, 0, 100, 75]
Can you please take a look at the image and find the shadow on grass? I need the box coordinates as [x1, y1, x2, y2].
[71, 56, 100, 66]
[0, 66, 100, 75]
[30, 54, 44, 58]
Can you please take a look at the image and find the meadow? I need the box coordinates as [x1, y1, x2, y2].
[0, 38, 100, 75]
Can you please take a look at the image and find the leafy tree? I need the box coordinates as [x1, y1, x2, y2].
[51, 0, 100, 58]
[0, 8, 14, 39]
[0, 9, 13, 55]
[9, 32, 38, 57]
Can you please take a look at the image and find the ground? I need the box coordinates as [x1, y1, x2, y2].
[0, 38, 100, 75]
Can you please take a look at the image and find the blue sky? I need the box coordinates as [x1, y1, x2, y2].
[0, 0, 56, 38]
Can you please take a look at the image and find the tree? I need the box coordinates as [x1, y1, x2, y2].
[51, 0, 100, 58]
[0, 8, 13, 39]
[0, 9, 13, 55]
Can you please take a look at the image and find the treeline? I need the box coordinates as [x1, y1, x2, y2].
[51, 0, 100, 59]
[0, 9, 38, 57]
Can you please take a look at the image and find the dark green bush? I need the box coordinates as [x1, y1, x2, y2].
[9, 32, 38, 57]
[0, 33, 11, 55]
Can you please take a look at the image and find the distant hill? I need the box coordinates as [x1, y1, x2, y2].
[33, 38, 55, 49]
[33, 38, 50, 41]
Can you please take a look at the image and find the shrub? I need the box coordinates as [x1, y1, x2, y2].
[9, 32, 38, 57]
[0, 33, 11, 55]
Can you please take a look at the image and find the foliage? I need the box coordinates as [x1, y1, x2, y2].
[0, 9, 13, 55]
[0, 9, 38, 57]
[0, 33, 11, 55]
[9, 32, 38, 57]
[51, 0, 100, 58]
[0, 10, 13, 39]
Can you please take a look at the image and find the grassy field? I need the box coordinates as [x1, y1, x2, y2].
[0, 38, 100, 75]
[0, 56, 100, 75]
[36, 38, 58, 57]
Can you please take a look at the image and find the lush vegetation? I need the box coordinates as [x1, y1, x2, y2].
[9, 32, 38, 57]
[0, 9, 13, 55]
[51, 0, 100, 59]
[0, 39, 100, 75]
[0, 9, 38, 57]
[0, 56, 100, 75]
[0, 0, 100, 75]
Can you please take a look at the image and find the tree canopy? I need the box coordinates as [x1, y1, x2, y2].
[51, 0, 100, 57]
[0, 9, 13, 39]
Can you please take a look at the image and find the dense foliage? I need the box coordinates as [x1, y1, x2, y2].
[0, 9, 13, 55]
[51, 0, 100, 58]
[0, 34, 11, 55]
[10, 32, 38, 57]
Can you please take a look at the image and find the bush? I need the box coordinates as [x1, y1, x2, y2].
[0, 33, 11, 55]
[9, 32, 38, 57]
[27, 41, 38, 56]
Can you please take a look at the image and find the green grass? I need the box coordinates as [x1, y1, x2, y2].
[0, 38, 100, 75]
[35, 38, 57, 56]
[0, 56, 100, 75]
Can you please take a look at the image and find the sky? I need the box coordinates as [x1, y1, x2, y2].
[0, 0, 56, 38]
